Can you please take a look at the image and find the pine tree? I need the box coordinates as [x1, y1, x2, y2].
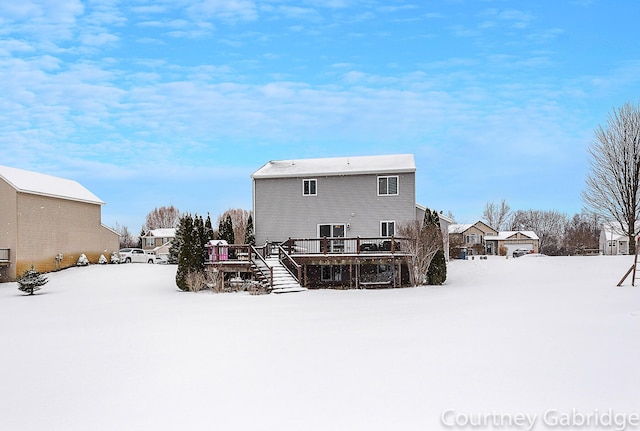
[175, 214, 194, 291]
[205, 213, 215, 242]
[244, 214, 255, 245]
[17, 264, 48, 295]
[193, 215, 206, 271]
[425, 209, 447, 285]
[218, 214, 235, 244]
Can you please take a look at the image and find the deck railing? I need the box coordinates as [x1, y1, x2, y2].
[277, 244, 302, 284]
[0, 248, 9, 262]
[282, 237, 410, 255]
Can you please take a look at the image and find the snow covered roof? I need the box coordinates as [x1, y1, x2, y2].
[252, 154, 416, 179]
[448, 224, 473, 234]
[485, 231, 539, 240]
[146, 228, 176, 238]
[601, 222, 640, 241]
[0, 165, 104, 205]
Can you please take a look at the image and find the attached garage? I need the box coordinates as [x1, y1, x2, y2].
[485, 230, 540, 256]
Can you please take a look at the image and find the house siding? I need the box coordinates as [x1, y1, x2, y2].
[254, 172, 416, 245]
[15, 193, 119, 276]
[0, 180, 18, 282]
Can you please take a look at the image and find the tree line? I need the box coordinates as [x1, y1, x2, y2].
[480, 199, 601, 255]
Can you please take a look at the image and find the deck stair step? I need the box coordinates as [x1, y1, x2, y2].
[263, 256, 307, 294]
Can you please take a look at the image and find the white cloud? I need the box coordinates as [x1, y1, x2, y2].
[187, 0, 258, 22]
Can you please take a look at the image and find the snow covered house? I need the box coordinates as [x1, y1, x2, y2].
[448, 221, 539, 257]
[0, 165, 119, 282]
[448, 221, 497, 257]
[245, 154, 444, 289]
[142, 228, 176, 262]
[599, 222, 640, 255]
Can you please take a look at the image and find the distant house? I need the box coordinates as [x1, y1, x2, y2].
[448, 221, 497, 257]
[141, 228, 176, 262]
[449, 221, 539, 257]
[485, 230, 539, 256]
[599, 222, 640, 255]
[0, 165, 120, 282]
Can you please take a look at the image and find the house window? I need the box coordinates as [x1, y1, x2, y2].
[321, 265, 342, 281]
[381, 221, 395, 237]
[378, 176, 398, 195]
[145, 237, 155, 247]
[303, 179, 317, 196]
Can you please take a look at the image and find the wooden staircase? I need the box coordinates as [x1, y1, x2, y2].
[251, 255, 306, 294]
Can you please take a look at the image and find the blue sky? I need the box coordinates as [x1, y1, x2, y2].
[2, 0, 640, 230]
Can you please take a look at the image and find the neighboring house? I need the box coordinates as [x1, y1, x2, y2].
[448, 221, 539, 257]
[142, 228, 176, 261]
[485, 231, 540, 256]
[599, 222, 640, 255]
[247, 154, 441, 288]
[0, 165, 120, 282]
[448, 221, 498, 257]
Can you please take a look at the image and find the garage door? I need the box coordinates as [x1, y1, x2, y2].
[505, 243, 533, 255]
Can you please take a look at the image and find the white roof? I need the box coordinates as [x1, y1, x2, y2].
[146, 228, 176, 238]
[252, 154, 416, 179]
[0, 165, 104, 205]
[448, 224, 473, 234]
[485, 231, 539, 240]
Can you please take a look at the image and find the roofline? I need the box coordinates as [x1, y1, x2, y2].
[16, 189, 105, 206]
[251, 154, 416, 179]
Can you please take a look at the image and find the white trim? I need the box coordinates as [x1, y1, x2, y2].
[380, 220, 396, 237]
[302, 178, 317, 196]
[317, 223, 346, 238]
[377, 175, 399, 196]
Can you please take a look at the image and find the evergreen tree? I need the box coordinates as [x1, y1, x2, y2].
[168, 215, 187, 264]
[17, 264, 48, 295]
[205, 213, 215, 242]
[244, 214, 255, 245]
[175, 214, 194, 291]
[218, 214, 235, 244]
[138, 226, 145, 248]
[193, 215, 206, 271]
[425, 209, 447, 285]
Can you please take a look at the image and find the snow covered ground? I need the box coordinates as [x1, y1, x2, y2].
[1, 256, 639, 431]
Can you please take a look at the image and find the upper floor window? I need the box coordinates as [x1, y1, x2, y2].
[378, 176, 398, 195]
[145, 237, 155, 247]
[303, 179, 317, 196]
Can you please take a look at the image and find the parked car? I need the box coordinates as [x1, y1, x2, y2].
[119, 248, 157, 264]
[512, 249, 531, 258]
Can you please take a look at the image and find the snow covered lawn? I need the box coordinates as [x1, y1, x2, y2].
[1, 256, 639, 431]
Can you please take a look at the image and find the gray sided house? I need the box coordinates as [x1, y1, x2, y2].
[252, 154, 418, 245]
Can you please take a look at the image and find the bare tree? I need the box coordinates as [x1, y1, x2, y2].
[482, 199, 511, 230]
[564, 212, 601, 254]
[582, 102, 640, 254]
[398, 220, 442, 287]
[217, 208, 252, 244]
[145, 205, 181, 230]
[113, 222, 137, 248]
[510, 209, 567, 255]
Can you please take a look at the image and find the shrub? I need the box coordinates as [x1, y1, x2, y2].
[98, 254, 108, 264]
[17, 264, 48, 295]
[77, 254, 89, 266]
[427, 249, 447, 285]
